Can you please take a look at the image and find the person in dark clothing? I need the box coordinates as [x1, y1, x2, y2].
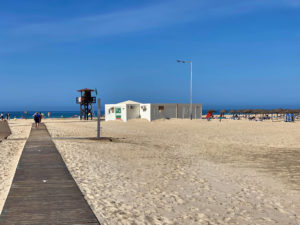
[39, 112, 42, 123]
[33, 112, 41, 127]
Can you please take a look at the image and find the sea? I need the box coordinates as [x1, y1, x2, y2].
[1, 109, 227, 119]
[0, 111, 105, 119]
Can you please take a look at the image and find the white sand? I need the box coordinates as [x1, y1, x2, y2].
[44, 118, 300, 225]
[0, 120, 31, 214]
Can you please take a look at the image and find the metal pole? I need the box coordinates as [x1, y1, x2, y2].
[97, 98, 101, 139]
[190, 61, 193, 120]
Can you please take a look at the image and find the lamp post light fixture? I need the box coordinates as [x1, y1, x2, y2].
[177, 59, 193, 120]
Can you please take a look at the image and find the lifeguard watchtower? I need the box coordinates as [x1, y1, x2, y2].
[76, 88, 96, 120]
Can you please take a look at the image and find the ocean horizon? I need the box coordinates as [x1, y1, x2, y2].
[0, 111, 105, 119]
[1, 107, 299, 119]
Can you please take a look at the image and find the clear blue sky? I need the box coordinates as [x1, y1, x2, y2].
[1, 0, 300, 111]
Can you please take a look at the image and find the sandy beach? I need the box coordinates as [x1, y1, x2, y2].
[40, 118, 300, 224]
[1, 118, 300, 224]
[2, 0, 300, 223]
[0, 120, 31, 213]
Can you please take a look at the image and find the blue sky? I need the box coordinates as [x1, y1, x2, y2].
[1, 0, 300, 111]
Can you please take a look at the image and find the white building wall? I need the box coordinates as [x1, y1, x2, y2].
[105, 102, 202, 122]
[140, 104, 151, 121]
[105, 104, 128, 121]
[120, 104, 127, 121]
[105, 104, 116, 121]
[126, 104, 140, 120]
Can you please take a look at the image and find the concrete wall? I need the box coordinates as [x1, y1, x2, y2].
[177, 104, 202, 119]
[126, 104, 140, 120]
[150, 104, 202, 121]
[140, 104, 151, 121]
[151, 104, 177, 120]
[177, 104, 189, 119]
[193, 104, 202, 119]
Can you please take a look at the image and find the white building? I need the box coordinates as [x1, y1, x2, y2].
[105, 100, 141, 122]
[105, 100, 202, 122]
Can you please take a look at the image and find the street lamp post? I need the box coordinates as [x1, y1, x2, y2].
[177, 59, 193, 120]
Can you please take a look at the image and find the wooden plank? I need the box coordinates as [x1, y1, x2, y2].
[9, 185, 82, 197]
[0, 209, 99, 224]
[0, 123, 100, 225]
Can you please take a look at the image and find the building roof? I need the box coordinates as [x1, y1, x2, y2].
[77, 88, 95, 92]
[117, 100, 141, 105]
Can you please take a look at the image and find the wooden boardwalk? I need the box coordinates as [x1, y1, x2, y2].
[0, 124, 100, 225]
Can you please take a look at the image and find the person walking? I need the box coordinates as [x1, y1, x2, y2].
[219, 113, 223, 122]
[291, 113, 295, 122]
[0, 112, 4, 121]
[39, 112, 43, 123]
[33, 112, 41, 127]
[286, 113, 291, 122]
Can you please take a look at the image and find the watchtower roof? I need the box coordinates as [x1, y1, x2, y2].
[77, 88, 95, 92]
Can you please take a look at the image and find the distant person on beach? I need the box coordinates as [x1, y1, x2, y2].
[6, 113, 10, 120]
[219, 113, 223, 122]
[206, 112, 212, 121]
[39, 112, 43, 123]
[48, 112, 51, 118]
[285, 113, 291, 122]
[33, 112, 41, 127]
[291, 113, 295, 122]
[0, 113, 3, 121]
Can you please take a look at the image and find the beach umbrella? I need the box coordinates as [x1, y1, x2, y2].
[247, 109, 255, 117]
[254, 109, 265, 116]
[219, 110, 227, 118]
[271, 108, 282, 116]
[269, 109, 277, 118]
[288, 109, 299, 114]
[235, 109, 242, 115]
[251, 109, 260, 116]
[241, 109, 249, 117]
[229, 110, 236, 115]
[277, 108, 286, 114]
[248, 109, 255, 116]
[208, 110, 216, 114]
[258, 109, 268, 117]
[262, 110, 270, 119]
